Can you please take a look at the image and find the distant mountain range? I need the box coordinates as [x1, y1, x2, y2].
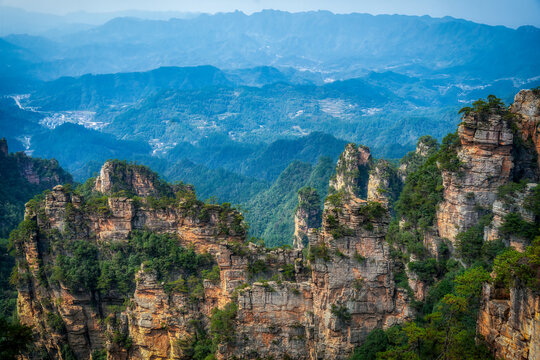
[1, 10, 539, 81]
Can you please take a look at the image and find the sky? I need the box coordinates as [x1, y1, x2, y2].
[1, 0, 540, 28]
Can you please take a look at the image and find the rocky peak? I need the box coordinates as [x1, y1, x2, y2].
[293, 187, 322, 250]
[94, 160, 171, 197]
[367, 159, 401, 208]
[436, 104, 514, 244]
[511, 89, 540, 124]
[415, 135, 438, 157]
[398, 135, 439, 182]
[329, 143, 371, 197]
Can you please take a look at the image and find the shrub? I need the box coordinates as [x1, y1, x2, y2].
[499, 213, 538, 240]
[357, 201, 387, 221]
[307, 243, 331, 262]
[202, 265, 221, 284]
[247, 260, 268, 279]
[326, 192, 345, 207]
[46, 312, 66, 334]
[280, 264, 296, 281]
[408, 259, 438, 284]
[497, 181, 528, 203]
[353, 252, 366, 264]
[493, 239, 540, 291]
[210, 303, 238, 345]
[458, 95, 506, 117]
[91, 350, 107, 360]
[395, 154, 443, 230]
[326, 214, 354, 239]
[112, 330, 132, 350]
[330, 304, 351, 322]
[437, 132, 461, 172]
[349, 328, 388, 360]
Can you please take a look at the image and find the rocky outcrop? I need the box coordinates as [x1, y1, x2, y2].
[397, 135, 439, 182]
[436, 109, 514, 245]
[478, 284, 540, 360]
[367, 160, 401, 208]
[484, 182, 537, 252]
[471, 90, 540, 360]
[329, 144, 371, 197]
[94, 160, 181, 197]
[17, 152, 410, 360]
[512, 89, 540, 170]
[293, 187, 322, 250]
[307, 193, 412, 359]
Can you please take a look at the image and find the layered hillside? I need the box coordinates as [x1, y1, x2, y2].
[12, 89, 540, 360]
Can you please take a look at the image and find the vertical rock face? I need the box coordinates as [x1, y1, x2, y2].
[484, 182, 537, 252]
[308, 193, 412, 359]
[478, 284, 540, 360]
[437, 90, 540, 247]
[512, 89, 540, 169]
[467, 90, 540, 360]
[0, 139, 73, 237]
[436, 110, 514, 245]
[293, 187, 322, 250]
[329, 144, 371, 197]
[367, 160, 401, 208]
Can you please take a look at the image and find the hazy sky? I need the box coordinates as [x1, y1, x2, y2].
[2, 0, 540, 28]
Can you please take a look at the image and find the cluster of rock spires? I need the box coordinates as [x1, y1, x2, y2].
[13, 89, 540, 359]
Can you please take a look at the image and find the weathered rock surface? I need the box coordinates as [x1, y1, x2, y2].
[367, 160, 401, 209]
[436, 110, 514, 245]
[329, 144, 371, 197]
[293, 187, 322, 250]
[478, 284, 540, 360]
[474, 89, 540, 360]
[512, 89, 540, 170]
[484, 182, 537, 252]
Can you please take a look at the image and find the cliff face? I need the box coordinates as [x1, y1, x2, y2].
[16, 157, 410, 360]
[512, 89, 540, 170]
[0, 138, 72, 188]
[436, 109, 514, 245]
[16, 179, 245, 360]
[474, 90, 540, 360]
[367, 160, 401, 209]
[478, 284, 540, 360]
[308, 194, 412, 358]
[329, 144, 371, 198]
[293, 187, 322, 250]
